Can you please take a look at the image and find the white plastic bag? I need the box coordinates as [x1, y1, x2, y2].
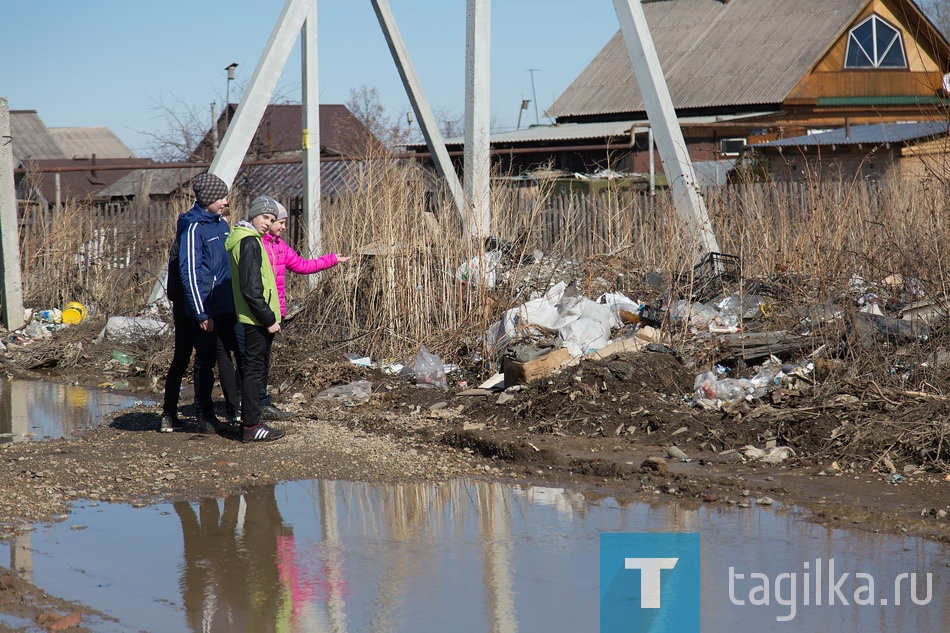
[412, 345, 448, 390]
[315, 379, 373, 405]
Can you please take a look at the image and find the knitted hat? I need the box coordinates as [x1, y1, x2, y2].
[192, 173, 229, 209]
[248, 195, 282, 221]
[275, 202, 288, 222]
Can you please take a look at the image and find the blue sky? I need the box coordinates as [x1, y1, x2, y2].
[1, 1, 620, 158]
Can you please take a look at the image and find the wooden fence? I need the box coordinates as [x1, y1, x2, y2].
[18, 178, 948, 283]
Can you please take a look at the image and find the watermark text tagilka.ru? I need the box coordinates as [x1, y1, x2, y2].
[729, 557, 932, 622]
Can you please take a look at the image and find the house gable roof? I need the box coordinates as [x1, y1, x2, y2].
[549, 0, 882, 119]
[10, 111, 66, 163]
[191, 104, 384, 162]
[48, 127, 135, 159]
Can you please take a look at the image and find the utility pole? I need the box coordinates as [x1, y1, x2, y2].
[371, 0, 466, 230]
[0, 98, 25, 331]
[613, 0, 719, 255]
[211, 0, 312, 187]
[301, 0, 321, 271]
[528, 68, 540, 125]
[464, 0, 491, 239]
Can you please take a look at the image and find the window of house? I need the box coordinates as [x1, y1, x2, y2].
[719, 138, 746, 156]
[844, 14, 907, 68]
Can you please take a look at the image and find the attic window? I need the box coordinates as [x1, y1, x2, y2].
[844, 14, 907, 69]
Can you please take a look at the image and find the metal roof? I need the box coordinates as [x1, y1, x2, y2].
[48, 127, 135, 159]
[24, 157, 154, 203]
[97, 161, 373, 201]
[548, 0, 869, 118]
[10, 111, 66, 162]
[238, 161, 373, 199]
[443, 120, 646, 145]
[753, 121, 950, 147]
[93, 167, 205, 199]
[432, 112, 777, 147]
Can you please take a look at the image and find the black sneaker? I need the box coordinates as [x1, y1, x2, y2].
[242, 423, 286, 443]
[159, 415, 185, 433]
[260, 404, 292, 420]
[195, 417, 223, 435]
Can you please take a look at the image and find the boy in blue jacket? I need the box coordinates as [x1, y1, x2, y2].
[176, 173, 241, 433]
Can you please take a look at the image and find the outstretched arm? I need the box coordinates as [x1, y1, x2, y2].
[284, 244, 340, 275]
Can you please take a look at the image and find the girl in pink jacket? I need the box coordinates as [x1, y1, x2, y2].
[256, 199, 350, 419]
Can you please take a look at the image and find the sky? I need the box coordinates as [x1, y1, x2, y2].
[1, 1, 621, 159]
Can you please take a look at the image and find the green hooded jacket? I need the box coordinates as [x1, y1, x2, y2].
[225, 223, 281, 327]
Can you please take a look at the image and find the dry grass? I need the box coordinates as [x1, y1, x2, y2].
[18, 158, 950, 369]
[20, 194, 186, 316]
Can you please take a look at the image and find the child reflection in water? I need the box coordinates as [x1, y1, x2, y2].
[174, 485, 291, 632]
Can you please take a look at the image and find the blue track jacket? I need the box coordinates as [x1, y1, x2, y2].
[176, 204, 235, 321]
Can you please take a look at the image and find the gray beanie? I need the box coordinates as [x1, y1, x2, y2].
[192, 173, 229, 209]
[248, 195, 281, 221]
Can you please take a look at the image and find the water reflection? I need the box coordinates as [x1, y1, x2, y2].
[3, 479, 948, 632]
[175, 488, 287, 631]
[0, 378, 148, 441]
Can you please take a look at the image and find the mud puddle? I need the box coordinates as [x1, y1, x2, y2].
[0, 479, 946, 631]
[0, 377, 152, 442]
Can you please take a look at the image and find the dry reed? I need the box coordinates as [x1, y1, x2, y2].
[18, 156, 950, 370]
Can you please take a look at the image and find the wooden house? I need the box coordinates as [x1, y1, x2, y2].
[465, 0, 950, 178]
[11, 110, 151, 208]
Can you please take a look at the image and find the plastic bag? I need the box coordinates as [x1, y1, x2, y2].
[669, 300, 718, 329]
[314, 379, 373, 405]
[96, 316, 169, 343]
[693, 370, 754, 407]
[412, 345, 448, 390]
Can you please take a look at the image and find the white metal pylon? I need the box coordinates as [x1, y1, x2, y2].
[208, 0, 717, 254]
[210, 0, 314, 187]
[613, 0, 720, 255]
[464, 0, 491, 240]
[0, 97, 25, 331]
[370, 0, 467, 232]
[301, 0, 322, 267]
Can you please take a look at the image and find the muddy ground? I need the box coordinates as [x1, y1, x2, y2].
[2, 311, 950, 630]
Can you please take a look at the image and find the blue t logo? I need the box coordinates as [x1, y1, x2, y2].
[601, 533, 700, 633]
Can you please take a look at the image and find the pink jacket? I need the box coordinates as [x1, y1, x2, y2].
[262, 234, 338, 316]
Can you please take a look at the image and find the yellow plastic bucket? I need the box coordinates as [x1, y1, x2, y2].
[62, 301, 87, 325]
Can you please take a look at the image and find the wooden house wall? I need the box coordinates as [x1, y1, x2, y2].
[786, 0, 946, 103]
[899, 138, 950, 179]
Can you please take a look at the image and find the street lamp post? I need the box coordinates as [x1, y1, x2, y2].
[406, 110, 414, 143]
[224, 63, 239, 124]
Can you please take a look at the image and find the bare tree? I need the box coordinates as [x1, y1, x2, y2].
[141, 95, 217, 162]
[346, 84, 410, 149]
[432, 106, 464, 139]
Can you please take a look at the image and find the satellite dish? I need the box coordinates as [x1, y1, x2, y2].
[942, 72, 950, 94]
